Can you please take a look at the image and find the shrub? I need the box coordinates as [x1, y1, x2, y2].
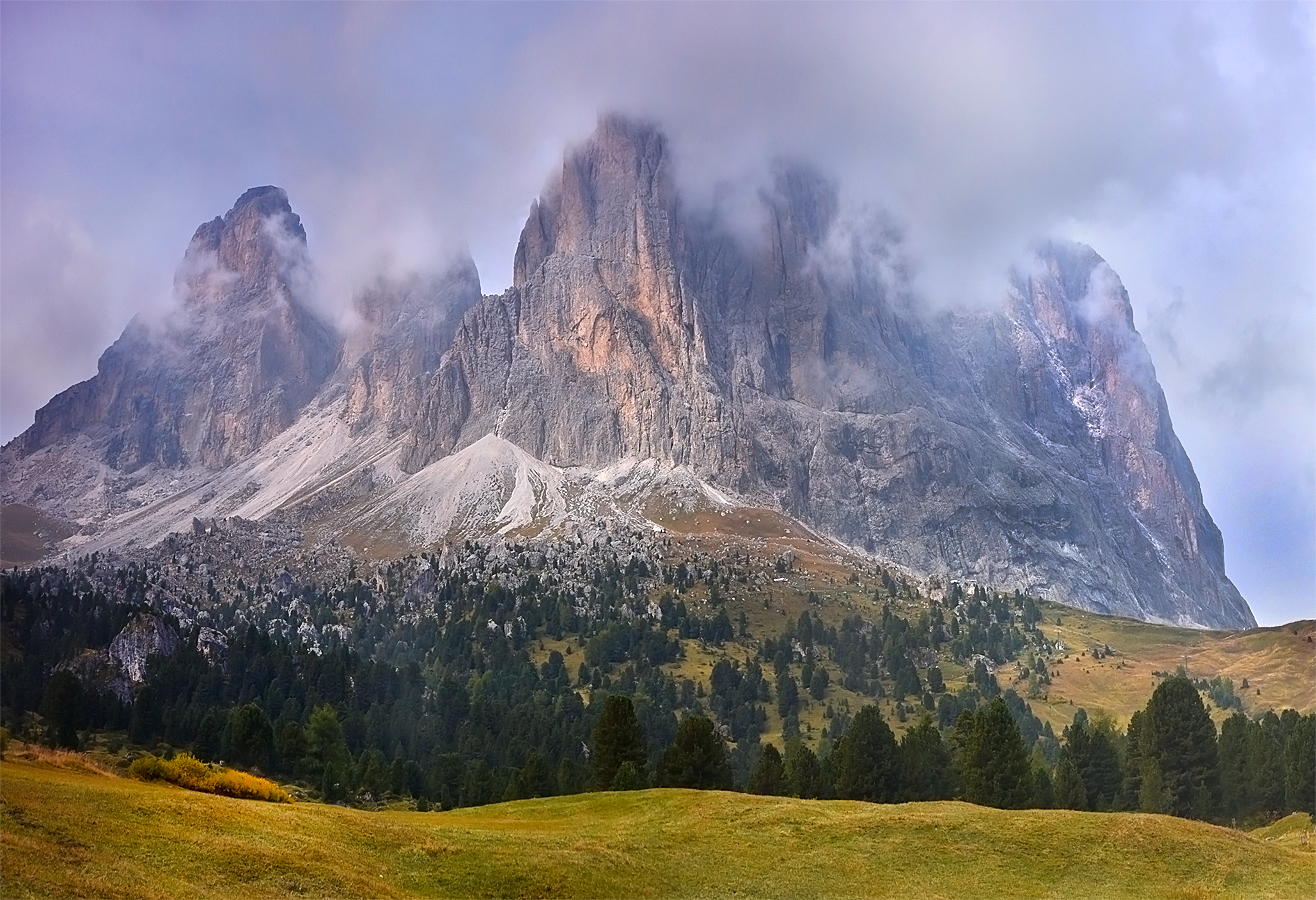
[129, 755, 170, 781]
[129, 752, 291, 803]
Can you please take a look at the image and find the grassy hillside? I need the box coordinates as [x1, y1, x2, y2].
[3, 755, 1311, 899]
[657, 512, 1315, 738]
[1003, 608, 1316, 731]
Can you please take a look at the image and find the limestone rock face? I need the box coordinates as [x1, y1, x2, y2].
[15, 186, 341, 470]
[0, 119, 1253, 629]
[409, 115, 1251, 628]
[343, 263, 481, 439]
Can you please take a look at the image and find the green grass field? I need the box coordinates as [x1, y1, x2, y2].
[2, 755, 1311, 899]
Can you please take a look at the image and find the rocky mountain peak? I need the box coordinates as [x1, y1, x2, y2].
[513, 114, 672, 288]
[0, 121, 1255, 629]
[343, 260, 481, 433]
[180, 185, 309, 308]
[7, 186, 340, 471]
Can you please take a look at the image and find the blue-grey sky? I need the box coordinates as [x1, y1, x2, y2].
[2, 2, 1312, 625]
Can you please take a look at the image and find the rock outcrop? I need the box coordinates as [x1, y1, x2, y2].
[0, 119, 1254, 628]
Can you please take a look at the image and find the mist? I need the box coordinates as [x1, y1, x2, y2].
[1, 1, 1311, 624]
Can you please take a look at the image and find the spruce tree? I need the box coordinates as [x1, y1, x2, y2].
[656, 716, 732, 789]
[784, 739, 825, 799]
[590, 694, 646, 790]
[1285, 713, 1315, 816]
[899, 715, 951, 801]
[41, 670, 83, 750]
[1063, 713, 1122, 811]
[1217, 712, 1250, 821]
[747, 743, 786, 795]
[303, 705, 350, 793]
[832, 705, 899, 802]
[1053, 755, 1087, 810]
[958, 697, 1031, 809]
[1144, 676, 1219, 820]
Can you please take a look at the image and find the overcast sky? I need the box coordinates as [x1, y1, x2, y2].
[2, 2, 1312, 625]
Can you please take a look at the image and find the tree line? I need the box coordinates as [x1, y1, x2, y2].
[2, 561, 1310, 825]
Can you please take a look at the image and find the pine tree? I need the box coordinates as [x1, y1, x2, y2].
[590, 694, 646, 790]
[956, 697, 1031, 809]
[784, 739, 825, 799]
[832, 705, 899, 802]
[1217, 712, 1250, 821]
[899, 715, 951, 801]
[1030, 759, 1055, 808]
[41, 670, 83, 750]
[1063, 713, 1122, 811]
[303, 705, 350, 793]
[1053, 755, 1087, 810]
[747, 743, 786, 795]
[226, 702, 274, 771]
[1144, 676, 1218, 820]
[1285, 713, 1315, 816]
[656, 716, 732, 789]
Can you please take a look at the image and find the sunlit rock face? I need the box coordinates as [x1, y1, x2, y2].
[412, 115, 1250, 627]
[1, 118, 1253, 629]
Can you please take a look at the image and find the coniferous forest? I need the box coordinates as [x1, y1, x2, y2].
[2, 533, 1311, 825]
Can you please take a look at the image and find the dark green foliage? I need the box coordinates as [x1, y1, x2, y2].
[590, 694, 646, 790]
[777, 672, 800, 719]
[707, 659, 767, 743]
[1053, 755, 1087, 810]
[520, 750, 553, 799]
[1217, 712, 1249, 820]
[808, 666, 829, 701]
[304, 704, 350, 787]
[952, 698, 1031, 809]
[747, 743, 785, 795]
[1030, 759, 1054, 809]
[4, 559, 1308, 824]
[1284, 713, 1315, 816]
[1246, 712, 1286, 814]
[41, 670, 83, 749]
[899, 716, 951, 801]
[610, 761, 645, 791]
[225, 702, 274, 771]
[1061, 712, 1122, 811]
[833, 705, 899, 802]
[926, 666, 945, 694]
[1217, 710, 1286, 821]
[656, 716, 731, 790]
[1143, 676, 1218, 820]
[784, 740, 826, 799]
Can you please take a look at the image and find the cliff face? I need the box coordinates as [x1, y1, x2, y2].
[403, 115, 1249, 627]
[16, 186, 341, 470]
[0, 119, 1253, 628]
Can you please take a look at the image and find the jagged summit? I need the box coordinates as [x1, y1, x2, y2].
[0, 119, 1255, 629]
[7, 186, 339, 469]
[179, 185, 310, 311]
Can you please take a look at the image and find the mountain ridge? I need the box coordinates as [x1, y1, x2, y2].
[0, 115, 1253, 629]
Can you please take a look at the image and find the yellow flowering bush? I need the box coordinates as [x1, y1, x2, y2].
[129, 752, 291, 803]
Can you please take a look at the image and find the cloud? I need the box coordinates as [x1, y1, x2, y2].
[0, 199, 160, 440]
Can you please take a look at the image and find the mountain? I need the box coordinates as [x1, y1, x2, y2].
[0, 116, 1253, 629]
[15, 186, 340, 470]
